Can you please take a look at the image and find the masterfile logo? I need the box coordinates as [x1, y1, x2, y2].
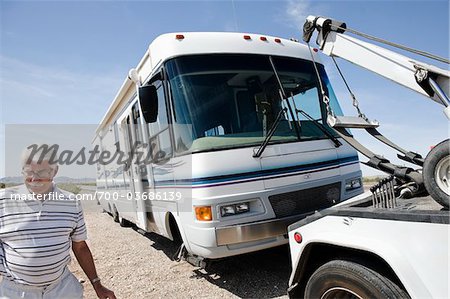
[25, 141, 168, 171]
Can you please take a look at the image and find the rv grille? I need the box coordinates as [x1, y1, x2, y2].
[269, 182, 341, 218]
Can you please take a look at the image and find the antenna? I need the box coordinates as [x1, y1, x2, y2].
[231, 0, 239, 31]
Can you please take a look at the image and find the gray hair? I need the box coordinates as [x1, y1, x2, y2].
[21, 143, 59, 168]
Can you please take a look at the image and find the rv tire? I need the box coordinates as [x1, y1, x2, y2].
[119, 215, 132, 227]
[169, 214, 182, 245]
[112, 205, 119, 223]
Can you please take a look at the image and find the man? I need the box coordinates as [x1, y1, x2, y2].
[0, 145, 116, 299]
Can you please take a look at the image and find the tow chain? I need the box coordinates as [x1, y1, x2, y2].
[331, 57, 368, 121]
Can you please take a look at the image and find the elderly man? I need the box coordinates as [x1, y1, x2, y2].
[0, 145, 115, 299]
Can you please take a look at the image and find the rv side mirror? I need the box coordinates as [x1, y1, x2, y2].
[138, 85, 158, 123]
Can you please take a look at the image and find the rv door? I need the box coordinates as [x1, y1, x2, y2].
[120, 103, 149, 230]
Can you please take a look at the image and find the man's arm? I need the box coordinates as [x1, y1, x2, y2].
[72, 241, 116, 299]
[0, 241, 6, 277]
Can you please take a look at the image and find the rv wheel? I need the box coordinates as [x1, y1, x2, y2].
[118, 215, 132, 227]
[423, 139, 449, 209]
[112, 205, 120, 223]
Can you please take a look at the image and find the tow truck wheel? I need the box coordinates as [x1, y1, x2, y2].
[304, 260, 409, 299]
[423, 139, 449, 209]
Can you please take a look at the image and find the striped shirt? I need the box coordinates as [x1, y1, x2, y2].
[0, 184, 87, 286]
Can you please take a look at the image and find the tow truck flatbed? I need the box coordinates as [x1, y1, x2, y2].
[289, 193, 449, 233]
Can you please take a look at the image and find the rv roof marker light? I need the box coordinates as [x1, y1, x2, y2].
[243, 35, 251, 40]
[313, 48, 319, 52]
[274, 38, 281, 43]
[176, 34, 185, 40]
[260, 36, 267, 41]
[294, 232, 303, 244]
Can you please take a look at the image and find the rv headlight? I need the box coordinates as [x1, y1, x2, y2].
[235, 203, 250, 213]
[220, 202, 250, 217]
[221, 206, 236, 216]
[345, 178, 362, 191]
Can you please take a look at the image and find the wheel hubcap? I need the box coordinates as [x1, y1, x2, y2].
[435, 155, 450, 196]
[321, 287, 363, 299]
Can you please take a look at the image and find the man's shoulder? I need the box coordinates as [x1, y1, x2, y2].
[0, 185, 35, 215]
[0, 185, 28, 200]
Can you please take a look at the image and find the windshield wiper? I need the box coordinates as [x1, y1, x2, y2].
[269, 56, 301, 139]
[253, 108, 288, 158]
[296, 109, 342, 148]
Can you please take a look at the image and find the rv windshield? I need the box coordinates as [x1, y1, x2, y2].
[165, 54, 342, 154]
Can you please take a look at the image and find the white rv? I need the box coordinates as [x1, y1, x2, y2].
[93, 32, 363, 261]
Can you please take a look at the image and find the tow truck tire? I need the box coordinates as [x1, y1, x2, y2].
[304, 260, 409, 299]
[423, 139, 449, 209]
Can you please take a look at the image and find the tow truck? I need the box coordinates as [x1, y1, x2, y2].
[287, 16, 449, 298]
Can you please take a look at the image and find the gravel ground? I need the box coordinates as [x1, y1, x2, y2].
[68, 189, 291, 299]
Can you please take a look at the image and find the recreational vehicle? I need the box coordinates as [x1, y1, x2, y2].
[93, 32, 363, 261]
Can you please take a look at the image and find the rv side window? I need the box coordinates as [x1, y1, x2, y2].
[148, 81, 172, 160]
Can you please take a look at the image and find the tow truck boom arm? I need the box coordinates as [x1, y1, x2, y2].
[303, 16, 450, 119]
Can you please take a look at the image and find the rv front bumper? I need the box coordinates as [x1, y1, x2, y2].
[215, 214, 307, 246]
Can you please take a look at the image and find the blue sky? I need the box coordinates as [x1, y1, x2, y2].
[1, 0, 449, 177]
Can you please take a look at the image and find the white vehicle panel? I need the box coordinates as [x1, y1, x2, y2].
[149, 32, 321, 72]
[289, 215, 449, 298]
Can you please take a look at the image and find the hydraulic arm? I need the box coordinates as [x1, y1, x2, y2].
[302, 16, 450, 207]
[303, 16, 450, 118]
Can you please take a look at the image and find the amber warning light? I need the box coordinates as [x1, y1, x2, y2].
[195, 206, 212, 221]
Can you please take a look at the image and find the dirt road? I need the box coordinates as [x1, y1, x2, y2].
[68, 188, 290, 299]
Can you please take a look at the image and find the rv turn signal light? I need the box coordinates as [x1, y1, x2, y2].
[195, 206, 212, 221]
